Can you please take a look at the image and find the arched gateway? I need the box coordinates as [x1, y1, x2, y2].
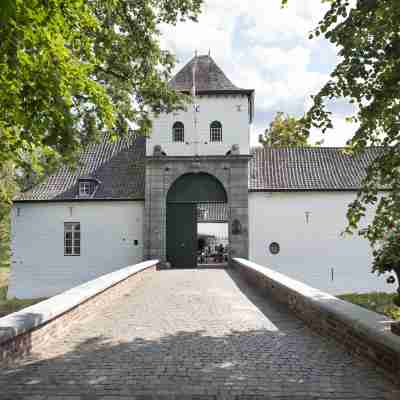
[144, 54, 253, 266]
[166, 173, 228, 268]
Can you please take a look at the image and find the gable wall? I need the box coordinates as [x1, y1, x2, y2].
[147, 95, 250, 157]
[8, 201, 144, 299]
[249, 191, 394, 294]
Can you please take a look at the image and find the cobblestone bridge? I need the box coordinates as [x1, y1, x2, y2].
[1, 268, 399, 399]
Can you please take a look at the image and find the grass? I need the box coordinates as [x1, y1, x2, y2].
[338, 292, 400, 320]
[0, 266, 45, 318]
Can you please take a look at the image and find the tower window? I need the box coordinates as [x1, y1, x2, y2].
[210, 121, 222, 142]
[173, 121, 185, 142]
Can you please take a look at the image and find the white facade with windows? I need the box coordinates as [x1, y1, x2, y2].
[8, 201, 144, 298]
[9, 192, 392, 298]
[146, 95, 251, 157]
[249, 191, 393, 294]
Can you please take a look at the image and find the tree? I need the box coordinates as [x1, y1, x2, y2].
[0, 163, 18, 269]
[0, 0, 202, 269]
[0, 0, 202, 194]
[259, 112, 310, 147]
[282, 0, 400, 298]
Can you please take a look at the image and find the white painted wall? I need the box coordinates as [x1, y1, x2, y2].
[249, 192, 394, 295]
[8, 201, 144, 299]
[198, 223, 228, 239]
[147, 95, 250, 156]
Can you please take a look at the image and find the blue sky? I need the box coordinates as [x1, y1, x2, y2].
[160, 0, 357, 147]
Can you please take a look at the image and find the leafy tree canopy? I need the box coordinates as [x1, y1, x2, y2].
[0, 0, 202, 197]
[0, 163, 18, 269]
[282, 0, 400, 293]
[259, 112, 312, 147]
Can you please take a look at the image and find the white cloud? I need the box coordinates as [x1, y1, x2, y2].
[309, 117, 359, 147]
[160, 0, 353, 147]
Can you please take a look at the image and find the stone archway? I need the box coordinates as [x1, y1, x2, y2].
[144, 155, 250, 265]
[166, 173, 228, 268]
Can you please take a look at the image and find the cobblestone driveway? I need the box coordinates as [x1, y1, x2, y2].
[1, 268, 399, 399]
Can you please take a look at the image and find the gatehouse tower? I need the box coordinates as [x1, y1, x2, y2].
[144, 54, 254, 267]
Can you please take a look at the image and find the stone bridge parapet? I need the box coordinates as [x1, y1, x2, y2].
[233, 258, 400, 383]
[0, 260, 159, 365]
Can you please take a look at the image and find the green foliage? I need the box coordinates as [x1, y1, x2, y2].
[372, 227, 400, 275]
[0, 0, 202, 269]
[0, 163, 18, 269]
[0, 293, 47, 318]
[0, 0, 202, 193]
[259, 112, 312, 147]
[0, 286, 7, 301]
[282, 0, 400, 290]
[338, 292, 400, 320]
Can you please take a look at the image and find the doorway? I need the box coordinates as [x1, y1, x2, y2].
[197, 222, 228, 266]
[197, 202, 228, 266]
[166, 173, 228, 268]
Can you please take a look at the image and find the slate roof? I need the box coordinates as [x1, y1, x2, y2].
[16, 143, 380, 202]
[17, 134, 146, 201]
[170, 54, 253, 95]
[170, 54, 255, 123]
[249, 147, 380, 191]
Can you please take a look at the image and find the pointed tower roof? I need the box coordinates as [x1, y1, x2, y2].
[170, 54, 254, 121]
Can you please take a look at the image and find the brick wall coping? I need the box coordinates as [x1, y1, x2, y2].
[0, 259, 159, 346]
[233, 258, 400, 352]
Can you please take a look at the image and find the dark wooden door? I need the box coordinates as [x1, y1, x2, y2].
[166, 203, 197, 268]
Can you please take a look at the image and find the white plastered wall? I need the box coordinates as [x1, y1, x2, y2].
[249, 191, 394, 295]
[8, 201, 144, 299]
[146, 95, 250, 156]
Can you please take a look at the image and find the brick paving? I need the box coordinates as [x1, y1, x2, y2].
[1, 268, 399, 399]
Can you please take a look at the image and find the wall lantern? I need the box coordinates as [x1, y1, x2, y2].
[231, 219, 242, 235]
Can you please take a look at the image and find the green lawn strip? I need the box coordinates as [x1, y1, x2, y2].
[0, 266, 46, 318]
[338, 292, 400, 320]
[0, 297, 46, 318]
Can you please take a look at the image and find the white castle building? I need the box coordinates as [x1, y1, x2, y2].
[9, 55, 392, 299]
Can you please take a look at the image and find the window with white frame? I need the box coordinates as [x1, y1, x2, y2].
[210, 121, 222, 142]
[172, 121, 185, 142]
[79, 181, 92, 196]
[64, 222, 81, 256]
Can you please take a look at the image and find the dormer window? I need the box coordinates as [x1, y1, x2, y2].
[78, 178, 99, 198]
[172, 121, 185, 142]
[79, 182, 91, 196]
[210, 121, 222, 142]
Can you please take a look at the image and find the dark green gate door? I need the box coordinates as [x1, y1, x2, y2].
[166, 203, 197, 268]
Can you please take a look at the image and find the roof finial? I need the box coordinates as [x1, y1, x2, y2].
[208, 49, 211, 57]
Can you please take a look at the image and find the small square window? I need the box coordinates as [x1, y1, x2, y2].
[64, 222, 81, 256]
[79, 181, 92, 196]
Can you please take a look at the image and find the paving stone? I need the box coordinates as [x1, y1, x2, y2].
[0, 269, 398, 399]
